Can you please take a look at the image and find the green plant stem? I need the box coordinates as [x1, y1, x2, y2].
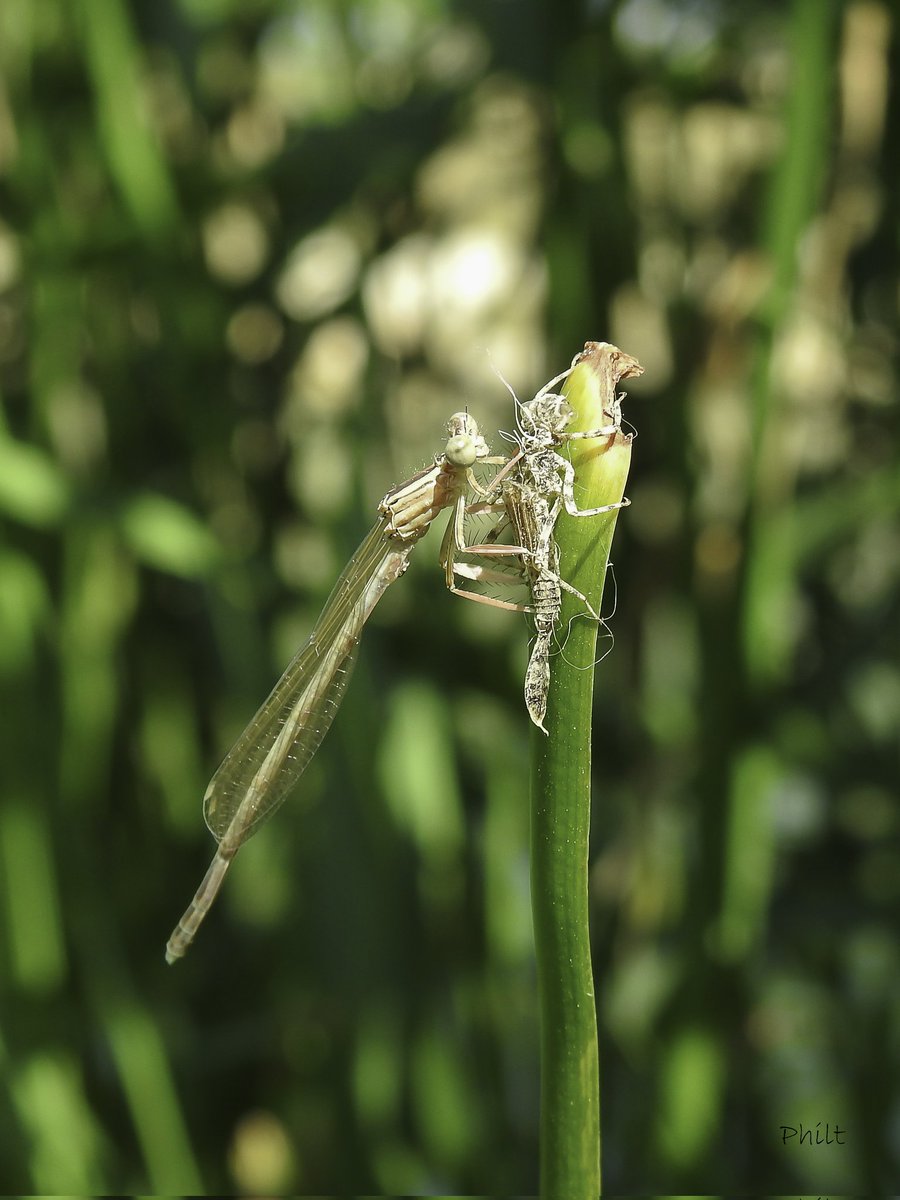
[530, 343, 639, 1199]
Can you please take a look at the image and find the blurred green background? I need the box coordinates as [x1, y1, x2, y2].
[1, 0, 898, 1193]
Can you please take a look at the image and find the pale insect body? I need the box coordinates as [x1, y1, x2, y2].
[166, 412, 502, 964]
[442, 355, 630, 731]
[502, 481, 565, 732]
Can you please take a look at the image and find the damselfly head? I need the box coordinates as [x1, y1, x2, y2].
[519, 394, 574, 438]
[445, 412, 487, 467]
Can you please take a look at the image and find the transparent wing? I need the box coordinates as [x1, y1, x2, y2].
[449, 497, 533, 611]
[203, 521, 406, 846]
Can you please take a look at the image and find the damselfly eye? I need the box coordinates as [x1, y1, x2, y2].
[519, 403, 539, 433]
[553, 400, 574, 432]
[445, 433, 477, 467]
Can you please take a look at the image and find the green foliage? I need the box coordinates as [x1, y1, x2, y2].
[529, 348, 634, 1197]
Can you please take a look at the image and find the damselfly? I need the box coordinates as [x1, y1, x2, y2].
[166, 413, 502, 963]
